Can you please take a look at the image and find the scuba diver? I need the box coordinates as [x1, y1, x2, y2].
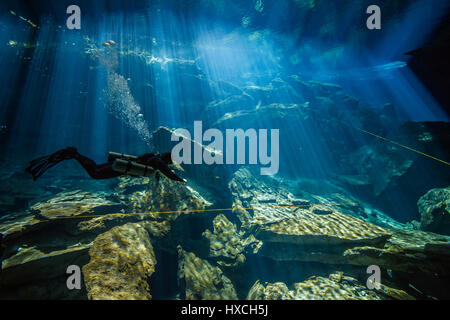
[25, 147, 186, 183]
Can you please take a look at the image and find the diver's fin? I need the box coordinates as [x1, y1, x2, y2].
[25, 147, 77, 181]
[25, 155, 55, 180]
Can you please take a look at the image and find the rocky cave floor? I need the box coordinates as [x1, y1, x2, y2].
[0, 163, 449, 300]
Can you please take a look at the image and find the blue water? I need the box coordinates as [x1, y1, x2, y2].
[0, 0, 449, 300]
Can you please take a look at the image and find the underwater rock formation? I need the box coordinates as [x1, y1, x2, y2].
[0, 190, 125, 299]
[120, 175, 213, 223]
[177, 246, 238, 300]
[0, 243, 90, 295]
[229, 168, 388, 232]
[29, 190, 123, 219]
[341, 229, 450, 277]
[346, 122, 450, 222]
[201, 76, 404, 183]
[82, 223, 156, 300]
[113, 175, 214, 244]
[1, 156, 448, 300]
[203, 214, 262, 268]
[338, 143, 415, 197]
[229, 168, 450, 288]
[0, 174, 213, 299]
[247, 272, 414, 300]
[197, 73, 449, 225]
[418, 186, 450, 235]
[0, 190, 125, 240]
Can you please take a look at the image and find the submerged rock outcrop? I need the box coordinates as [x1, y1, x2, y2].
[0, 190, 125, 240]
[0, 175, 213, 299]
[177, 246, 238, 300]
[228, 168, 450, 298]
[247, 272, 414, 300]
[203, 214, 262, 268]
[418, 186, 450, 235]
[82, 223, 156, 300]
[0, 243, 90, 300]
[123, 176, 212, 222]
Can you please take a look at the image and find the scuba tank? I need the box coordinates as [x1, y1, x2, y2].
[108, 152, 138, 163]
[112, 158, 156, 177]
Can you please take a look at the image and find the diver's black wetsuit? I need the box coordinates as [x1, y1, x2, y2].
[25, 147, 185, 183]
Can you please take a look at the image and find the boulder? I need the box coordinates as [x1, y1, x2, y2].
[0, 190, 125, 241]
[0, 174, 214, 299]
[0, 244, 90, 287]
[229, 168, 450, 278]
[247, 272, 414, 300]
[362, 122, 450, 222]
[202, 214, 262, 268]
[418, 186, 450, 235]
[177, 246, 238, 300]
[212, 102, 306, 128]
[82, 223, 156, 300]
[123, 175, 213, 223]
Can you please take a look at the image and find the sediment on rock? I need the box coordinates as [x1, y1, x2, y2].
[247, 272, 414, 300]
[203, 214, 262, 268]
[177, 246, 238, 300]
[82, 222, 156, 300]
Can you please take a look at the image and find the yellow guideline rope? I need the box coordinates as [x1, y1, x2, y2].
[305, 103, 449, 166]
[37, 202, 358, 222]
[355, 127, 450, 166]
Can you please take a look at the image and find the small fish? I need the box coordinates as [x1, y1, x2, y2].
[9, 10, 16, 16]
[102, 40, 116, 46]
[27, 20, 37, 28]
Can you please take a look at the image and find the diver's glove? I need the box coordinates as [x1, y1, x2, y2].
[146, 157, 186, 184]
